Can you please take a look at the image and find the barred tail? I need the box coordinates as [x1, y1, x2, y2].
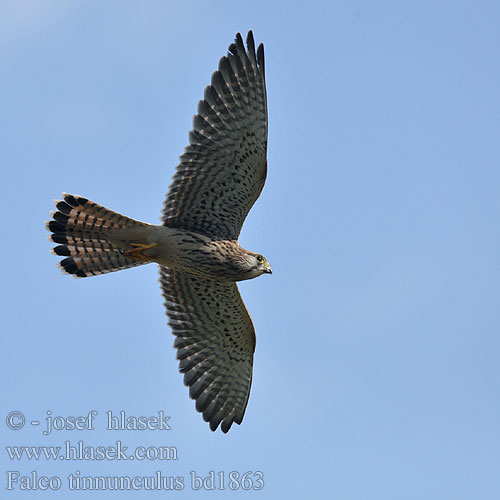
[47, 193, 150, 278]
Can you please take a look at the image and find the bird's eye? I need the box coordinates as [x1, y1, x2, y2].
[256, 255, 263, 263]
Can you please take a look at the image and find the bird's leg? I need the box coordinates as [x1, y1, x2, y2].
[124, 242, 158, 262]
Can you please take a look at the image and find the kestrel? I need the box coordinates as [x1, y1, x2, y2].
[47, 31, 269, 433]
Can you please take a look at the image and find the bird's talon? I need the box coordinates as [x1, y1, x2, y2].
[124, 242, 157, 261]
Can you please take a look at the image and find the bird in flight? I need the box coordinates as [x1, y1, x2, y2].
[47, 31, 270, 433]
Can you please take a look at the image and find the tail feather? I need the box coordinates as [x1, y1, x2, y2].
[47, 193, 150, 278]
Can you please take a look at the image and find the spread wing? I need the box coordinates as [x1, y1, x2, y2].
[161, 31, 267, 240]
[159, 267, 256, 433]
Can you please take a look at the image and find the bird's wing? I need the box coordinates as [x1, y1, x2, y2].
[161, 31, 267, 240]
[159, 267, 255, 433]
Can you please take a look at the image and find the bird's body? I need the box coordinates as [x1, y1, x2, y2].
[47, 31, 269, 433]
[141, 227, 270, 281]
[50, 195, 271, 281]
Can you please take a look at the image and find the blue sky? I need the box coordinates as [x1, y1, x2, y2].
[1, 1, 499, 498]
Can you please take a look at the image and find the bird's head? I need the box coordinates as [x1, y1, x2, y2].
[254, 253, 272, 275]
[231, 248, 272, 281]
[239, 252, 272, 280]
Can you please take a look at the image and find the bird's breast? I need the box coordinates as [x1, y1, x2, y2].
[150, 226, 245, 280]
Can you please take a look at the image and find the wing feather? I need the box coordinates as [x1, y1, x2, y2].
[159, 267, 256, 433]
[162, 31, 267, 240]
